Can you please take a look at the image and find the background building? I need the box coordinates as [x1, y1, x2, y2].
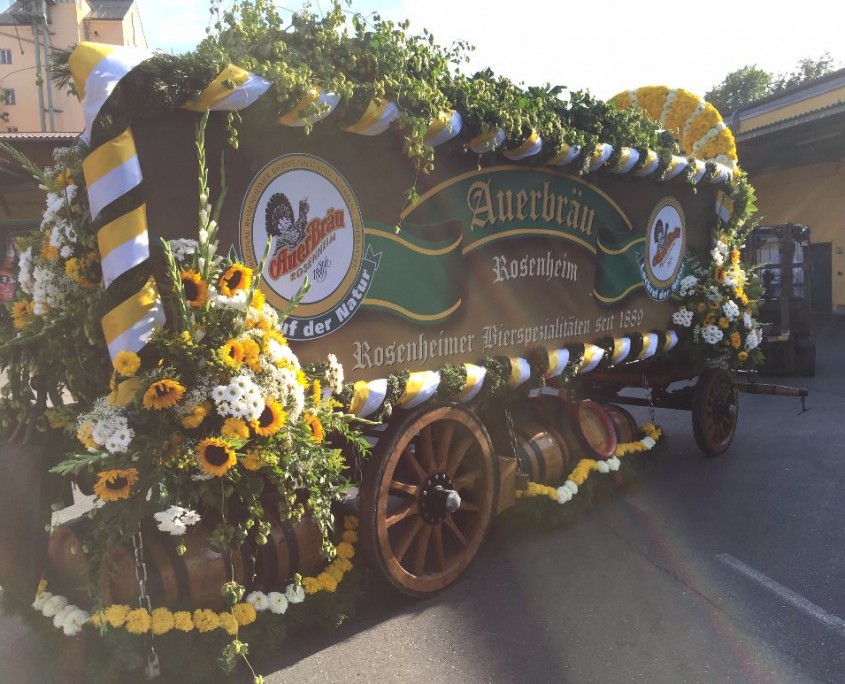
[0, 0, 145, 296]
[730, 69, 845, 317]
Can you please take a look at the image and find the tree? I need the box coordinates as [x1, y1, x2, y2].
[705, 53, 841, 113]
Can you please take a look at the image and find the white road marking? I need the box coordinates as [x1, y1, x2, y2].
[716, 553, 845, 638]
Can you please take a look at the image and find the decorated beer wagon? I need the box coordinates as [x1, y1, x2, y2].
[0, 3, 780, 681]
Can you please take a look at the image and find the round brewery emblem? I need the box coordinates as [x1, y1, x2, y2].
[240, 154, 368, 340]
[640, 197, 686, 301]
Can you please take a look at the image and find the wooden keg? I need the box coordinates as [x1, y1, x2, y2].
[604, 404, 640, 444]
[252, 515, 324, 592]
[48, 517, 253, 610]
[565, 400, 618, 459]
[512, 421, 570, 486]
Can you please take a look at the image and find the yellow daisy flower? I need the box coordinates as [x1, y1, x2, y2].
[180, 402, 210, 429]
[221, 417, 249, 440]
[232, 602, 257, 626]
[250, 289, 265, 310]
[303, 412, 324, 443]
[11, 300, 35, 330]
[241, 449, 263, 471]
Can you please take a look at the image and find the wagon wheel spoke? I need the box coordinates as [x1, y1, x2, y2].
[411, 525, 433, 576]
[446, 436, 473, 477]
[389, 480, 421, 498]
[431, 524, 446, 572]
[394, 517, 425, 561]
[434, 421, 456, 471]
[452, 467, 481, 492]
[459, 500, 480, 513]
[402, 445, 428, 482]
[386, 500, 418, 528]
[419, 425, 436, 471]
[443, 515, 469, 547]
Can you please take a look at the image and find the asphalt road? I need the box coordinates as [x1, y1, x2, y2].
[2, 321, 843, 683]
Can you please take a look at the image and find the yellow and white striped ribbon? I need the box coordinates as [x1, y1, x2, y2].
[68, 42, 154, 144]
[396, 371, 441, 409]
[100, 276, 166, 359]
[664, 330, 679, 352]
[349, 378, 388, 418]
[507, 357, 532, 388]
[423, 110, 462, 147]
[82, 127, 142, 220]
[661, 155, 688, 181]
[98, 203, 150, 287]
[612, 337, 632, 365]
[344, 99, 400, 136]
[588, 143, 613, 171]
[503, 131, 543, 161]
[547, 143, 580, 167]
[468, 127, 505, 154]
[578, 343, 605, 373]
[456, 363, 486, 403]
[543, 348, 570, 379]
[636, 332, 660, 360]
[715, 190, 734, 224]
[278, 88, 341, 127]
[634, 149, 660, 177]
[609, 147, 640, 174]
[182, 65, 271, 111]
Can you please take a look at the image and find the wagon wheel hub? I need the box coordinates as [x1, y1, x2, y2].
[419, 473, 461, 524]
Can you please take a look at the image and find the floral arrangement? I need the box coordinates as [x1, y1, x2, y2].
[516, 424, 662, 505]
[670, 228, 765, 370]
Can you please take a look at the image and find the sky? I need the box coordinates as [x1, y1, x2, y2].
[135, 0, 845, 101]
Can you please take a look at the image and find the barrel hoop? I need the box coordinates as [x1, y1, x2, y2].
[515, 425, 546, 483]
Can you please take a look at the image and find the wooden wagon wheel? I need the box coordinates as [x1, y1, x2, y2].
[692, 367, 739, 457]
[359, 404, 498, 596]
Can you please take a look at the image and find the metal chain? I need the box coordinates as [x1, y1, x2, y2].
[641, 372, 657, 426]
[131, 531, 161, 679]
[504, 407, 522, 471]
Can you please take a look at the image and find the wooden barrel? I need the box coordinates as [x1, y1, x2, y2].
[252, 515, 324, 592]
[512, 421, 570, 486]
[48, 517, 253, 610]
[565, 400, 618, 459]
[604, 404, 639, 443]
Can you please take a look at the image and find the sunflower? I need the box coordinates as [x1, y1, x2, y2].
[219, 263, 252, 297]
[197, 438, 237, 477]
[242, 337, 262, 372]
[180, 402, 209, 429]
[303, 412, 324, 443]
[180, 270, 208, 308]
[142, 379, 186, 410]
[113, 350, 141, 377]
[219, 339, 245, 368]
[251, 399, 286, 436]
[93, 468, 139, 502]
[221, 417, 249, 440]
[11, 300, 35, 330]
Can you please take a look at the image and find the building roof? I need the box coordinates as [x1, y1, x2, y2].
[731, 68, 845, 174]
[0, 1, 134, 25]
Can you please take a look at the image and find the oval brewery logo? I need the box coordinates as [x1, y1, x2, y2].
[240, 154, 368, 340]
[640, 197, 686, 301]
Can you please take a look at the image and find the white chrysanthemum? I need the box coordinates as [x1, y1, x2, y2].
[213, 289, 249, 311]
[743, 312, 754, 329]
[62, 608, 89, 637]
[32, 591, 52, 612]
[706, 286, 723, 303]
[678, 275, 699, 297]
[672, 308, 694, 327]
[169, 238, 198, 262]
[324, 354, 344, 395]
[17, 247, 34, 294]
[563, 480, 578, 495]
[246, 591, 270, 612]
[268, 591, 289, 614]
[285, 584, 306, 604]
[596, 460, 610, 474]
[722, 300, 740, 321]
[41, 594, 68, 618]
[211, 385, 227, 402]
[53, 603, 77, 630]
[105, 428, 134, 455]
[266, 338, 301, 371]
[701, 325, 724, 345]
[606, 457, 621, 471]
[154, 506, 201, 535]
[555, 487, 573, 504]
[745, 328, 762, 350]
